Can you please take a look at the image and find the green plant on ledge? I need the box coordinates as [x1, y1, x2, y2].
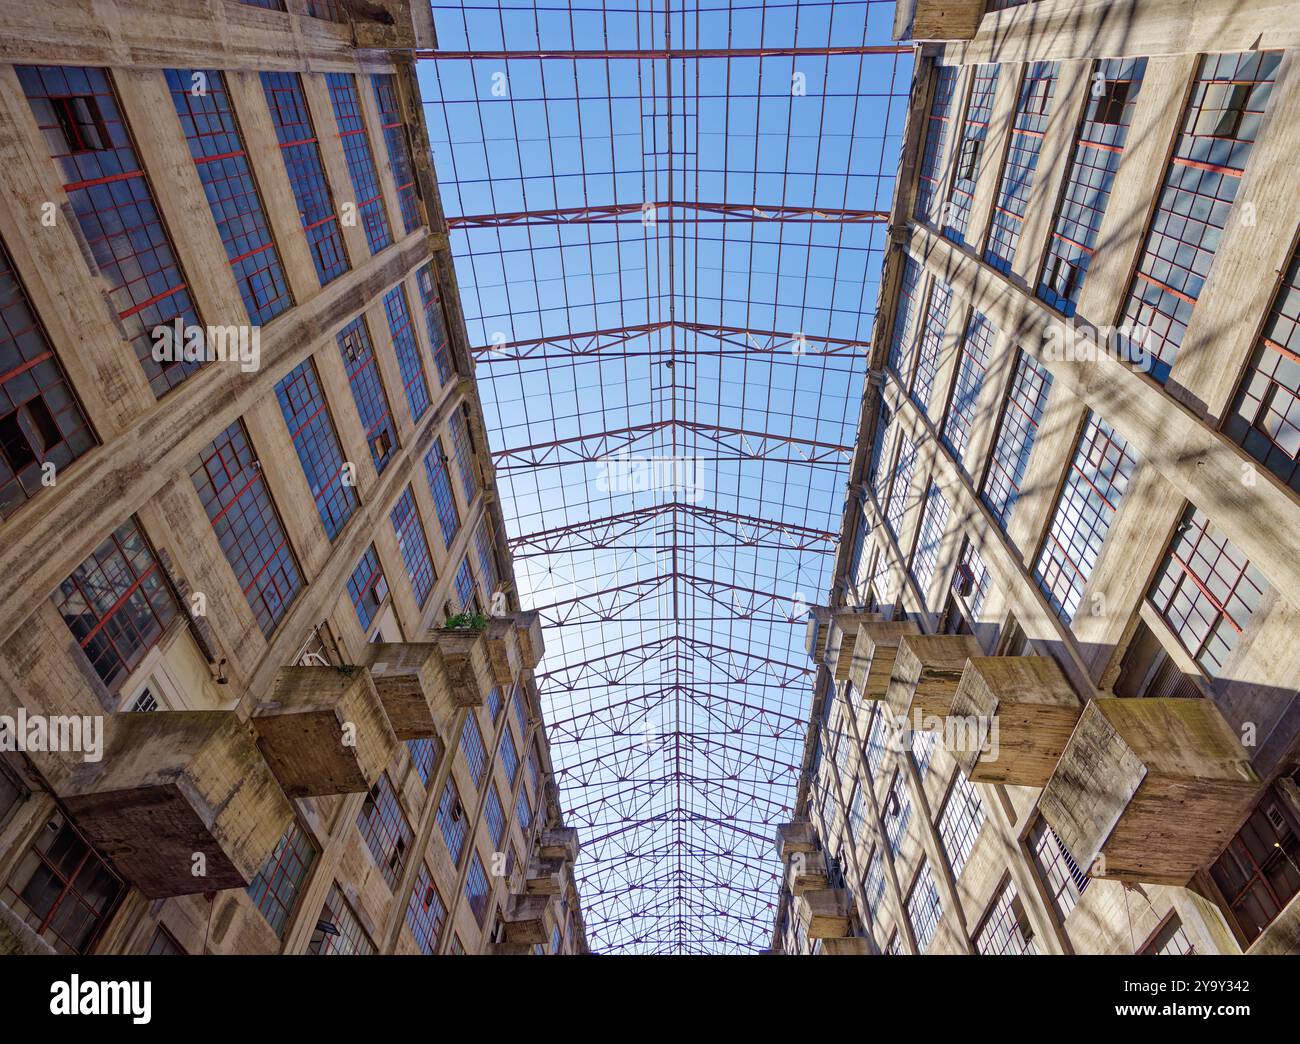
[443, 611, 489, 632]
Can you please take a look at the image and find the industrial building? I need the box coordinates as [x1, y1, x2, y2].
[0, 0, 586, 956]
[774, 0, 1300, 955]
[0, 0, 1296, 963]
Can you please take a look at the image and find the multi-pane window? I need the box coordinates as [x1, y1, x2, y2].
[943, 65, 1000, 245]
[938, 772, 986, 877]
[1118, 52, 1281, 384]
[407, 737, 436, 788]
[848, 783, 868, 841]
[455, 558, 478, 613]
[883, 771, 913, 857]
[347, 543, 389, 632]
[145, 927, 184, 955]
[373, 74, 421, 233]
[436, 778, 468, 864]
[465, 851, 491, 925]
[942, 310, 997, 470]
[1033, 413, 1140, 622]
[309, 884, 375, 955]
[1141, 916, 1197, 955]
[484, 785, 508, 847]
[985, 62, 1058, 273]
[448, 408, 478, 502]
[955, 536, 993, 619]
[424, 440, 461, 548]
[247, 821, 316, 937]
[405, 864, 447, 955]
[1147, 505, 1268, 676]
[416, 263, 454, 386]
[500, 726, 521, 783]
[325, 72, 392, 256]
[1209, 776, 1300, 945]
[911, 728, 937, 779]
[192, 422, 302, 635]
[887, 257, 923, 378]
[486, 684, 504, 721]
[55, 518, 179, 693]
[863, 847, 886, 921]
[512, 685, 529, 735]
[911, 281, 953, 411]
[884, 432, 917, 539]
[907, 861, 943, 952]
[1, 811, 123, 954]
[1223, 243, 1300, 492]
[915, 66, 957, 222]
[384, 284, 431, 422]
[261, 71, 349, 285]
[475, 517, 499, 599]
[1029, 818, 1090, 921]
[982, 349, 1053, 529]
[910, 483, 951, 595]
[460, 715, 488, 789]
[336, 316, 398, 475]
[0, 239, 94, 517]
[885, 932, 902, 954]
[868, 398, 894, 495]
[1038, 58, 1147, 315]
[527, 744, 542, 795]
[515, 785, 533, 834]
[275, 358, 357, 540]
[306, 1, 345, 19]
[20, 65, 203, 397]
[864, 705, 889, 779]
[390, 486, 434, 607]
[165, 69, 291, 324]
[975, 882, 1037, 954]
[356, 774, 411, 890]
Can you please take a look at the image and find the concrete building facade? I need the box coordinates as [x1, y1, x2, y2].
[774, 0, 1300, 956]
[0, 0, 586, 956]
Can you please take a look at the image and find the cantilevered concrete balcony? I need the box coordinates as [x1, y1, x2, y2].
[884, 634, 983, 725]
[848, 619, 921, 699]
[774, 820, 817, 859]
[502, 893, 551, 945]
[253, 666, 398, 798]
[894, 0, 983, 42]
[805, 607, 882, 679]
[430, 626, 495, 707]
[523, 859, 564, 897]
[484, 611, 546, 688]
[800, 888, 852, 939]
[1039, 698, 1261, 885]
[787, 850, 829, 896]
[365, 642, 452, 738]
[821, 936, 870, 955]
[58, 711, 292, 898]
[538, 826, 580, 863]
[948, 655, 1083, 787]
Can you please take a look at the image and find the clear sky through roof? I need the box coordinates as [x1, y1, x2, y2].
[420, 0, 912, 954]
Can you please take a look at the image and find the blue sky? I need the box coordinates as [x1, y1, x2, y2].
[421, 0, 911, 954]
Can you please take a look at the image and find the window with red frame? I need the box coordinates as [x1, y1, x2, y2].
[373, 74, 421, 233]
[448, 406, 478, 501]
[911, 279, 953, 411]
[356, 774, 411, 891]
[347, 543, 389, 633]
[383, 283, 431, 422]
[1117, 51, 1281, 384]
[1147, 505, 1269, 677]
[0, 238, 95, 517]
[416, 263, 454, 385]
[500, 726, 520, 784]
[389, 486, 435, 607]
[1029, 818, 1090, 921]
[454, 557, 479, 613]
[55, 517, 179, 693]
[436, 777, 468, 864]
[405, 863, 447, 954]
[943, 65, 1000, 246]
[982, 349, 1053, 529]
[424, 439, 461, 548]
[309, 884, 375, 955]
[261, 71, 350, 285]
[1210, 774, 1300, 946]
[884, 431, 917, 539]
[1, 811, 123, 954]
[1140, 915, 1197, 955]
[484, 784, 508, 848]
[475, 516, 499, 599]
[914, 66, 957, 223]
[464, 850, 491, 925]
[337, 315, 398, 474]
[247, 821, 317, 938]
[275, 357, 358, 540]
[1223, 242, 1300, 493]
[191, 422, 303, 636]
[325, 72, 392, 256]
[942, 309, 997, 471]
[985, 62, 1058, 274]
[406, 737, 437, 788]
[887, 257, 923, 378]
[166, 69, 292, 325]
[975, 881, 1036, 954]
[460, 714, 488, 789]
[19, 65, 205, 397]
[910, 482, 950, 595]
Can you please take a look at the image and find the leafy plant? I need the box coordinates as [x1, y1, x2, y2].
[443, 611, 488, 632]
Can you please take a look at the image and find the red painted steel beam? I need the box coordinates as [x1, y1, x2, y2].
[419, 45, 911, 60]
[448, 200, 889, 228]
